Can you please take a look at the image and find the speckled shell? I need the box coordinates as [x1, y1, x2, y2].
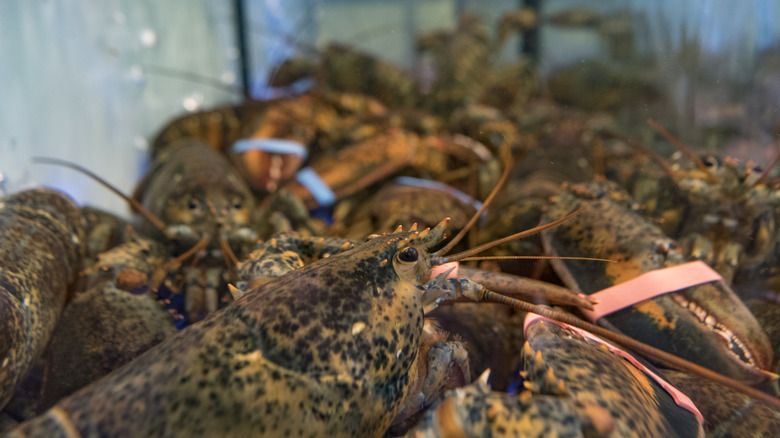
[406, 375, 613, 437]
[543, 182, 773, 382]
[39, 281, 176, 409]
[664, 369, 780, 436]
[523, 321, 702, 437]
[10, 230, 430, 437]
[0, 189, 85, 410]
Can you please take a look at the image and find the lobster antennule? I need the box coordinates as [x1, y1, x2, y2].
[434, 207, 582, 264]
[32, 157, 169, 234]
[219, 236, 240, 267]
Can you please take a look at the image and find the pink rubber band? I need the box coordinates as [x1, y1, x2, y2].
[580, 261, 723, 322]
[523, 313, 704, 425]
[430, 262, 459, 280]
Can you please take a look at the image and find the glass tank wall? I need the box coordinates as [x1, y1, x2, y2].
[1, 0, 779, 215]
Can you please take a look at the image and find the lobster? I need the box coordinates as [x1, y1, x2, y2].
[0, 189, 85, 411]
[541, 181, 774, 383]
[0, 153, 629, 436]
[11, 176, 780, 437]
[39, 279, 176, 410]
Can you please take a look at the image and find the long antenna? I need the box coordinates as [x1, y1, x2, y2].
[142, 64, 244, 98]
[436, 208, 582, 263]
[32, 157, 168, 233]
[435, 144, 513, 256]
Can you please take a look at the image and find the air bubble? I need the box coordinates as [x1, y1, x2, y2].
[139, 29, 157, 47]
[182, 93, 205, 112]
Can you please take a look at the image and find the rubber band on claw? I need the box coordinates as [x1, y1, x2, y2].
[580, 261, 723, 322]
[232, 138, 308, 158]
[296, 167, 336, 207]
[430, 262, 459, 280]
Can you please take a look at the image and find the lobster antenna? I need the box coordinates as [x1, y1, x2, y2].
[141, 64, 245, 98]
[32, 157, 168, 233]
[480, 291, 780, 409]
[459, 255, 614, 263]
[436, 208, 582, 263]
[435, 141, 513, 257]
[647, 118, 719, 183]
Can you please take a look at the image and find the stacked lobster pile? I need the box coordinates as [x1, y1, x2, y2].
[2, 10, 780, 437]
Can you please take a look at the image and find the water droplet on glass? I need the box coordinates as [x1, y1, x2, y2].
[139, 29, 157, 47]
[133, 136, 149, 151]
[221, 71, 237, 84]
[182, 93, 205, 112]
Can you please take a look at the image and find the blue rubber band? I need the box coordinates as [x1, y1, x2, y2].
[296, 167, 336, 207]
[232, 138, 308, 158]
[394, 177, 484, 212]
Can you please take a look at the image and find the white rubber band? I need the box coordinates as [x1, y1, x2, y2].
[296, 167, 336, 207]
[232, 138, 308, 158]
[394, 177, 484, 212]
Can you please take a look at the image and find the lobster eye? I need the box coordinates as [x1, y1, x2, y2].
[398, 247, 418, 263]
[703, 156, 719, 168]
[188, 200, 199, 210]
